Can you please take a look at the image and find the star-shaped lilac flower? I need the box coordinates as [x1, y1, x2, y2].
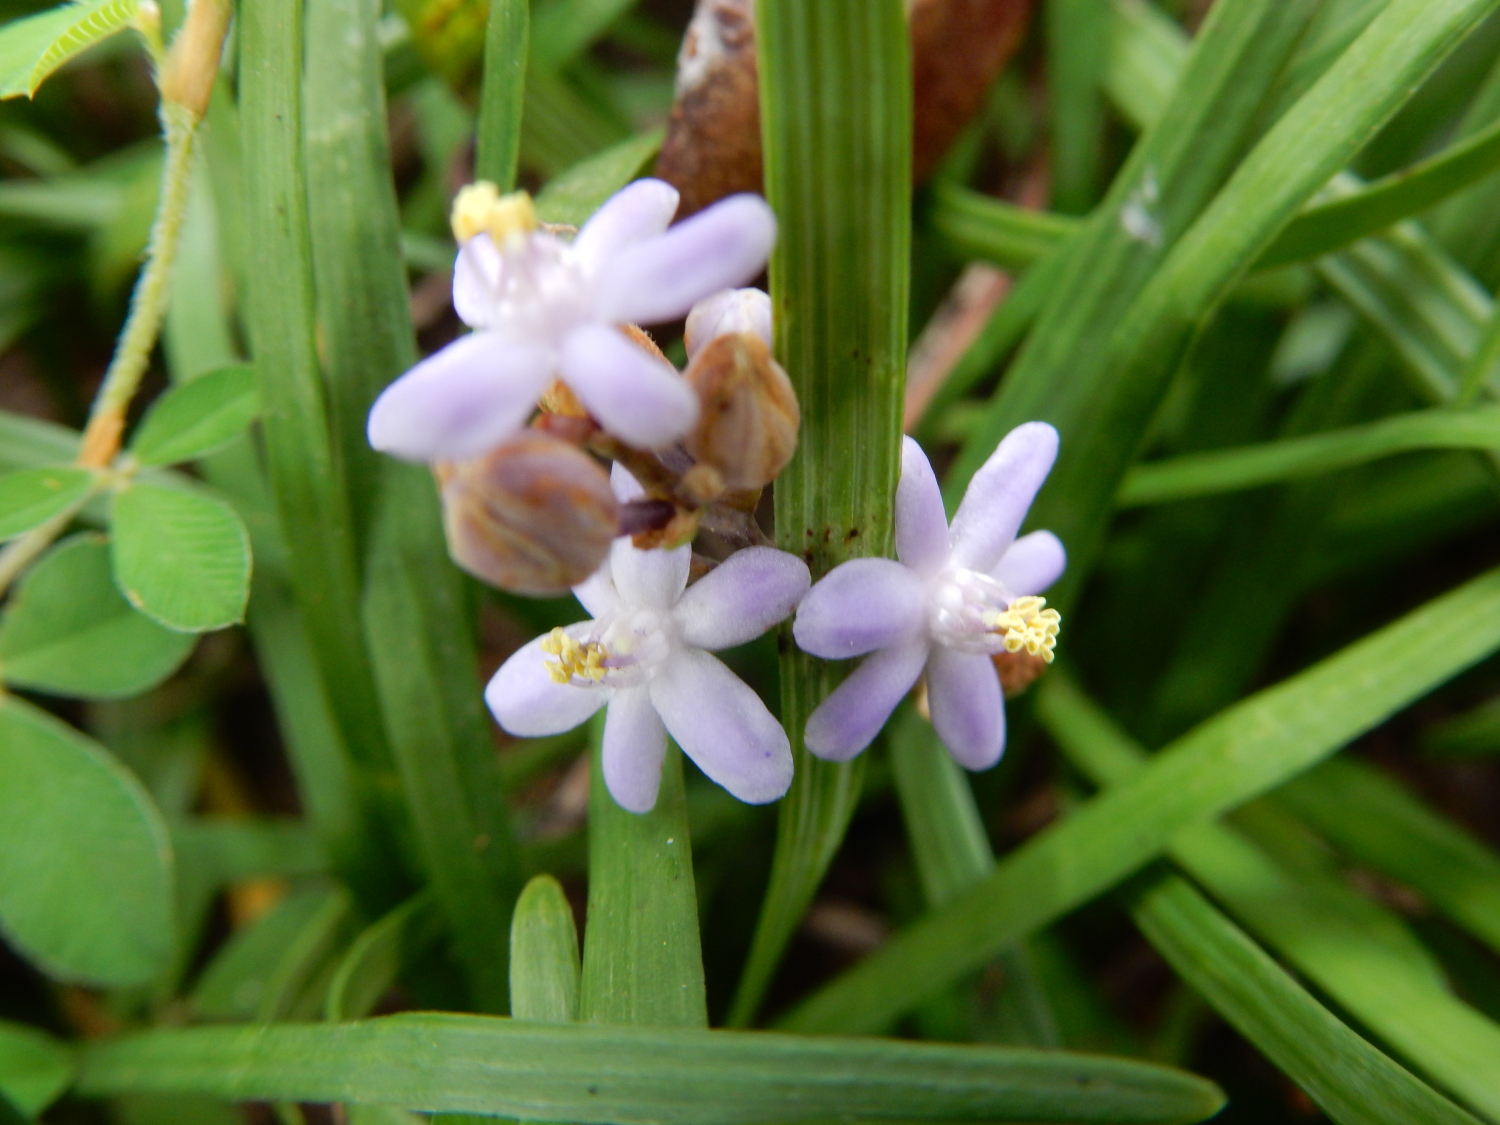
[793, 424, 1066, 769]
[486, 469, 809, 812]
[368, 179, 776, 461]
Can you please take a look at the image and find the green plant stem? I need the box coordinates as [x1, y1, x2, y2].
[727, 0, 911, 1029]
[476, 0, 528, 188]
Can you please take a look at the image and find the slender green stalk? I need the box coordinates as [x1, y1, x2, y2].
[727, 0, 911, 1028]
[238, 0, 410, 914]
[476, 0, 528, 188]
[1457, 300, 1500, 407]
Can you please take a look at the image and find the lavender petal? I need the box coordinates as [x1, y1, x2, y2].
[895, 436, 952, 578]
[485, 633, 607, 737]
[573, 179, 681, 274]
[609, 535, 691, 611]
[674, 546, 810, 651]
[602, 685, 669, 813]
[367, 333, 552, 461]
[684, 287, 773, 358]
[453, 235, 501, 329]
[803, 640, 930, 761]
[926, 645, 1005, 770]
[650, 648, 793, 804]
[793, 558, 928, 659]
[948, 421, 1059, 573]
[559, 323, 699, 449]
[595, 194, 776, 326]
[993, 530, 1066, 597]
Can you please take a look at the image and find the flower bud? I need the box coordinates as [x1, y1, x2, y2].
[437, 432, 619, 596]
[685, 288, 772, 359]
[684, 332, 799, 491]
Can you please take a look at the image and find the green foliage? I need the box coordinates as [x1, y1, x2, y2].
[109, 482, 251, 632]
[0, 467, 93, 540]
[0, 0, 140, 100]
[510, 875, 581, 1023]
[129, 365, 260, 467]
[0, 534, 193, 697]
[0, 697, 174, 986]
[0, 1021, 71, 1119]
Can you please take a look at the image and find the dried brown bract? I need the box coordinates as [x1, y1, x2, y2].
[684, 331, 799, 492]
[437, 432, 619, 596]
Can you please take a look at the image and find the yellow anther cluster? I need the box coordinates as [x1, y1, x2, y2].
[451, 182, 539, 248]
[540, 627, 609, 684]
[985, 596, 1062, 663]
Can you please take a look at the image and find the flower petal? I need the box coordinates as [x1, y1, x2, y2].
[684, 288, 773, 359]
[674, 547, 810, 650]
[572, 564, 619, 618]
[602, 686, 669, 813]
[793, 558, 928, 659]
[573, 179, 681, 274]
[804, 640, 929, 761]
[485, 633, 607, 737]
[595, 194, 776, 325]
[367, 334, 552, 461]
[896, 436, 951, 578]
[650, 648, 793, 804]
[926, 646, 1005, 770]
[610, 536, 690, 610]
[949, 421, 1059, 573]
[453, 235, 501, 329]
[559, 323, 699, 449]
[993, 530, 1066, 597]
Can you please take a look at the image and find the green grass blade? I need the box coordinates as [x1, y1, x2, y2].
[927, 181, 1076, 270]
[727, 0, 910, 1028]
[1129, 872, 1482, 1125]
[1047, 0, 1109, 214]
[534, 128, 663, 227]
[1043, 673, 1500, 1120]
[511, 875, 580, 1023]
[325, 894, 443, 1022]
[780, 564, 1500, 1034]
[1119, 405, 1500, 506]
[75, 1015, 1226, 1124]
[238, 0, 409, 913]
[170, 820, 327, 887]
[1279, 757, 1500, 956]
[1259, 114, 1500, 268]
[475, 0, 527, 188]
[305, 0, 524, 1010]
[580, 734, 706, 1028]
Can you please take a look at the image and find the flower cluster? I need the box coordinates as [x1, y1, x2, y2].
[367, 176, 1066, 813]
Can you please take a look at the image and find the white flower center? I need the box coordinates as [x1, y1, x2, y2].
[541, 608, 674, 689]
[927, 568, 1062, 661]
[481, 234, 596, 342]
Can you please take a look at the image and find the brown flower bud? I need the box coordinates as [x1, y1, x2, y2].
[684, 332, 799, 491]
[437, 432, 619, 596]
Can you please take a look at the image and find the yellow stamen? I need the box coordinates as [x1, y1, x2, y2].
[451, 182, 539, 249]
[540, 626, 609, 684]
[983, 595, 1062, 664]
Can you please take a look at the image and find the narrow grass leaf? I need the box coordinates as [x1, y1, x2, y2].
[0, 1021, 71, 1118]
[927, 182, 1076, 271]
[0, 0, 137, 100]
[325, 895, 443, 1022]
[475, 0, 527, 188]
[0, 696, 174, 986]
[75, 1013, 1226, 1125]
[129, 365, 260, 467]
[580, 737, 705, 1028]
[109, 482, 250, 632]
[1129, 872, 1481, 1125]
[511, 875, 580, 1023]
[533, 128, 664, 228]
[781, 565, 1500, 1034]
[1278, 757, 1500, 956]
[1119, 405, 1500, 506]
[0, 534, 193, 698]
[730, 0, 911, 1029]
[0, 467, 92, 539]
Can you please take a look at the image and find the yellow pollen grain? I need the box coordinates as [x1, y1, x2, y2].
[451, 182, 539, 248]
[984, 595, 1062, 664]
[540, 626, 609, 684]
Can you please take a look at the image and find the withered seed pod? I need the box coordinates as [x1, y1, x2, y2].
[684, 332, 800, 491]
[436, 432, 619, 597]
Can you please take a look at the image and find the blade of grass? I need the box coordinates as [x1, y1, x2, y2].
[1118, 404, 1500, 506]
[780, 564, 1500, 1034]
[476, 0, 527, 187]
[1047, 0, 1108, 214]
[1043, 673, 1500, 1120]
[727, 0, 911, 1028]
[75, 1014, 1226, 1124]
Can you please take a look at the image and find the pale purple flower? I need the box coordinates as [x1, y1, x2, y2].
[368, 179, 776, 461]
[793, 424, 1065, 770]
[486, 468, 808, 813]
[684, 287, 772, 359]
